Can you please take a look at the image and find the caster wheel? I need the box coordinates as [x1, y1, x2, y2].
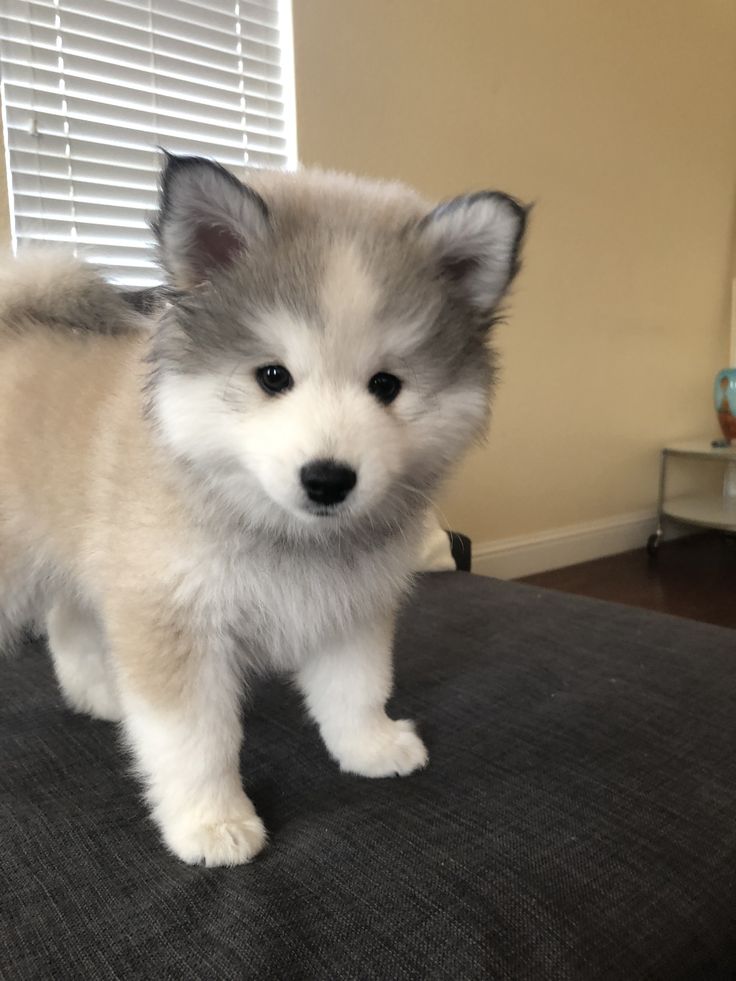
[647, 533, 661, 557]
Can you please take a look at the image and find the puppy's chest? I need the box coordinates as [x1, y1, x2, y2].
[182, 540, 409, 665]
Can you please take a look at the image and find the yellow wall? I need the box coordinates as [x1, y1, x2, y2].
[0, 5, 734, 548]
[293, 0, 736, 543]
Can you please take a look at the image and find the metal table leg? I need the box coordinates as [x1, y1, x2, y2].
[647, 449, 667, 556]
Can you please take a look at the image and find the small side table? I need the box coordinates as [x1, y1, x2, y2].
[648, 439, 736, 554]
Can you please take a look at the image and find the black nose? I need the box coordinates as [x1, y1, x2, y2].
[300, 459, 357, 506]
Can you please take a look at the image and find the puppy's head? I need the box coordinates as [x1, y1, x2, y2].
[149, 154, 527, 540]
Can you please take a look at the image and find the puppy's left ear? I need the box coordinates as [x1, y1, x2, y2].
[420, 191, 528, 317]
[152, 153, 270, 289]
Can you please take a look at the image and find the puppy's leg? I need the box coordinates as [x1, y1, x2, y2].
[109, 604, 265, 867]
[47, 597, 122, 722]
[296, 619, 428, 778]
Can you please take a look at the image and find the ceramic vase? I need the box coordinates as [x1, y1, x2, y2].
[714, 368, 736, 443]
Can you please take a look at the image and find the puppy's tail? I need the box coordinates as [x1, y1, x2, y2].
[0, 248, 146, 336]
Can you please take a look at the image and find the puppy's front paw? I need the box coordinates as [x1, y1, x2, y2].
[162, 805, 267, 867]
[336, 718, 429, 778]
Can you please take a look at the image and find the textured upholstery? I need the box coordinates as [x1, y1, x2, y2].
[2, 573, 735, 979]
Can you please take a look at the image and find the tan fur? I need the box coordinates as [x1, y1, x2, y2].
[0, 266, 203, 708]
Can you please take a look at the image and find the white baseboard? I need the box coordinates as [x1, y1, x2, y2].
[472, 509, 668, 580]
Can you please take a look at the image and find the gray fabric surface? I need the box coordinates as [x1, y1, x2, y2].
[1, 573, 736, 980]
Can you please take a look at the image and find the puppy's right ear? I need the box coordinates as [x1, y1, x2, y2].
[152, 153, 270, 289]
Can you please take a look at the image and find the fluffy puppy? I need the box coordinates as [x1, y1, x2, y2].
[0, 155, 527, 865]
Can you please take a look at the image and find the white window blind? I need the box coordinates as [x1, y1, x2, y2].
[0, 0, 296, 285]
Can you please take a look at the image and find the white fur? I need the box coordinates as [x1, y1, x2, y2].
[120, 683, 267, 866]
[113, 538, 423, 865]
[47, 598, 122, 722]
[296, 617, 428, 777]
[153, 238, 489, 543]
[155, 309, 411, 532]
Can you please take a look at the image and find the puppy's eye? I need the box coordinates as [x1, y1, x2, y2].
[256, 364, 293, 395]
[368, 372, 402, 405]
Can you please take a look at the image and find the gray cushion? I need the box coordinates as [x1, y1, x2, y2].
[2, 573, 736, 979]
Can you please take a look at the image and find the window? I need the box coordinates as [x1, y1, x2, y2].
[0, 0, 296, 285]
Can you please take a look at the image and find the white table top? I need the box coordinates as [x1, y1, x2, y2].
[664, 439, 736, 461]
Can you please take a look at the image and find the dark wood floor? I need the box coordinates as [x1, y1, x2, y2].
[518, 532, 736, 630]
